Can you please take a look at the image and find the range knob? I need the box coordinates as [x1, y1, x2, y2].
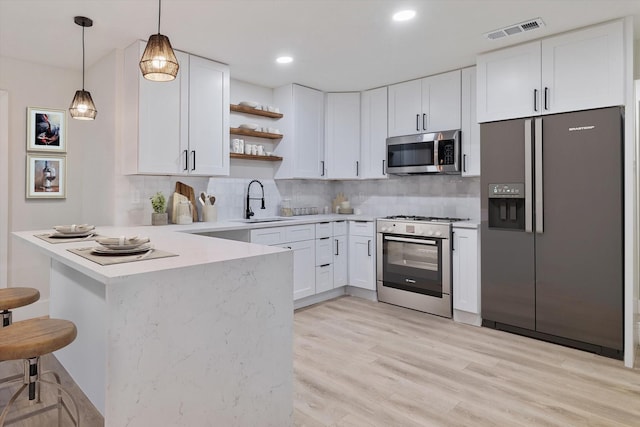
[415, 230, 424, 235]
[427, 230, 434, 236]
[435, 231, 442, 237]
[381, 227, 389, 232]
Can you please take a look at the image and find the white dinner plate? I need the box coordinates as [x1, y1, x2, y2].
[50, 231, 95, 238]
[96, 236, 150, 249]
[91, 244, 152, 255]
[53, 224, 95, 234]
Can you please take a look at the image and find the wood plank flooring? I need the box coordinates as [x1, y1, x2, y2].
[1, 296, 638, 426]
[294, 296, 640, 427]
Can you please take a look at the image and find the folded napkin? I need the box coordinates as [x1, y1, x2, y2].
[96, 236, 150, 247]
[54, 224, 95, 234]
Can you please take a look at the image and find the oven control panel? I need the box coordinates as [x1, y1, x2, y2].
[377, 220, 449, 238]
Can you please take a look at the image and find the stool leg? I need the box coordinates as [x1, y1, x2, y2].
[1, 310, 10, 328]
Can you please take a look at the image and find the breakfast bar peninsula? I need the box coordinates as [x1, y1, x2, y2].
[13, 225, 293, 426]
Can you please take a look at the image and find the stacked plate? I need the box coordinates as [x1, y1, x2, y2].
[92, 236, 152, 255]
[51, 224, 95, 238]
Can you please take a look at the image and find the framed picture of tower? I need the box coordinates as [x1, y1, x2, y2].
[26, 154, 66, 199]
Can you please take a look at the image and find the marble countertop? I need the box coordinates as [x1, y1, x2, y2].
[12, 215, 374, 285]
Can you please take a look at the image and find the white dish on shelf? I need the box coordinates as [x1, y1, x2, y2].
[239, 123, 259, 130]
[239, 101, 259, 108]
[91, 243, 153, 255]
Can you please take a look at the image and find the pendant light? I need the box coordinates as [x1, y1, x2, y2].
[139, 0, 179, 81]
[69, 16, 97, 120]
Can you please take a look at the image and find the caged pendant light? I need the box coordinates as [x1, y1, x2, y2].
[139, 0, 179, 81]
[69, 16, 97, 120]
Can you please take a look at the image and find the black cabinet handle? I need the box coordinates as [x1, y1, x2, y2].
[321, 160, 325, 177]
[544, 87, 549, 110]
[367, 240, 371, 257]
[320, 263, 330, 268]
[183, 150, 188, 171]
[382, 159, 386, 175]
[463, 154, 467, 172]
[191, 150, 196, 171]
[320, 237, 330, 240]
[335, 239, 339, 256]
[356, 161, 359, 177]
[416, 114, 420, 131]
[533, 89, 538, 112]
[422, 113, 426, 131]
[452, 231, 455, 251]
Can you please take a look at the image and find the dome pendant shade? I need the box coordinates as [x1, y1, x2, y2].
[69, 90, 97, 120]
[139, 34, 179, 81]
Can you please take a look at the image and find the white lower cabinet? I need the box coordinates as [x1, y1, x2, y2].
[348, 221, 375, 290]
[283, 240, 316, 300]
[333, 234, 348, 288]
[452, 226, 480, 316]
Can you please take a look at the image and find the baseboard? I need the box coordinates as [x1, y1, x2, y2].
[454, 309, 482, 327]
[345, 286, 377, 302]
[294, 287, 347, 310]
[11, 298, 49, 321]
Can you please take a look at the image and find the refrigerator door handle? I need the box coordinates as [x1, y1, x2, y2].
[524, 119, 533, 233]
[535, 118, 544, 234]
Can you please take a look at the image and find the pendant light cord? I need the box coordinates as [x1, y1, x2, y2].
[157, 0, 162, 34]
[81, 24, 85, 90]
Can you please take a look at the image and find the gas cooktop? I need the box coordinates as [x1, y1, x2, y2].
[382, 215, 468, 223]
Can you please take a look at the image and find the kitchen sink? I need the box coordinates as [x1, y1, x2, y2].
[230, 217, 294, 224]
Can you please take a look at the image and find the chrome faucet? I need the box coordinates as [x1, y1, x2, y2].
[245, 179, 265, 219]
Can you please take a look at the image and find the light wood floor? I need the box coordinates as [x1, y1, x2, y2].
[1, 296, 639, 426]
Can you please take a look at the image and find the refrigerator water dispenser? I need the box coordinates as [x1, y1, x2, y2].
[488, 183, 525, 230]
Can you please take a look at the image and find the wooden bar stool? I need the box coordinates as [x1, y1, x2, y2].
[0, 288, 40, 328]
[0, 318, 80, 426]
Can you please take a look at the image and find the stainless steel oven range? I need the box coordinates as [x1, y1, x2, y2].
[376, 215, 466, 318]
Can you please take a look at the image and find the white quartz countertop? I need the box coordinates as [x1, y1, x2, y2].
[12, 215, 375, 285]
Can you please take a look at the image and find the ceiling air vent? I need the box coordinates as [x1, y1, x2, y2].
[484, 18, 545, 41]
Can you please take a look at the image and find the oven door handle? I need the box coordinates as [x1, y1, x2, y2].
[384, 236, 438, 245]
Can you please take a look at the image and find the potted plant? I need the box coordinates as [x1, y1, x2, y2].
[150, 192, 168, 225]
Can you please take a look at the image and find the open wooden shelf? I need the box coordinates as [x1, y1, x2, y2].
[230, 153, 283, 161]
[230, 104, 283, 119]
[230, 127, 283, 139]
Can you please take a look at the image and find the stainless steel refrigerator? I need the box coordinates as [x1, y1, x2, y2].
[480, 107, 623, 359]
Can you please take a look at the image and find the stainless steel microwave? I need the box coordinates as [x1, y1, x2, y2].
[386, 130, 461, 175]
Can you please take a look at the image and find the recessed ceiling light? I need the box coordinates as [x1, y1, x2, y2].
[276, 56, 293, 64]
[393, 10, 416, 22]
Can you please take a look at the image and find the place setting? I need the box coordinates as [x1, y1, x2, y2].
[68, 235, 178, 266]
[35, 224, 98, 243]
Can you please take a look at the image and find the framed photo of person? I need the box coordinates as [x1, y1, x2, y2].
[26, 154, 66, 199]
[26, 107, 66, 152]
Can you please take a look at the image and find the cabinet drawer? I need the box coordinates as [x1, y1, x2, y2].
[315, 222, 333, 239]
[332, 220, 347, 236]
[284, 224, 315, 242]
[349, 220, 374, 237]
[250, 227, 287, 245]
[315, 264, 334, 294]
[316, 237, 333, 266]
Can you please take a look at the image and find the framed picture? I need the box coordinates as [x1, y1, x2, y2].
[26, 107, 66, 152]
[26, 154, 66, 199]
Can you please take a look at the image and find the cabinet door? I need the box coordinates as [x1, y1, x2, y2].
[476, 41, 541, 123]
[136, 47, 189, 174]
[423, 70, 461, 132]
[541, 20, 624, 114]
[348, 235, 375, 290]
[360, 87, 388, 179]
[315, 237, 333, 266]
[452, 228, 480, 314]
[282, 240, 316, 300]
[293, 85, 325, 178]
[461, 67, 480, 177]
[326, 92, 361, 179]
[333, 235, 348, 288]
[387, 79, 422, 137]
[188, 55, 230, 176]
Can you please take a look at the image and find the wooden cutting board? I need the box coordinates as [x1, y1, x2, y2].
[175, 181, 198, 222]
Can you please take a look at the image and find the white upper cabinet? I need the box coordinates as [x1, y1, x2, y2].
[122, 40, 230, 176]
[188, 55, 230, 176]
[461, 67, 480, 177]
[274, 84, 325, 179]
[360, 87, 388, 179]
[325, 92, 361, 179]
[388, 70, 461, 137]
[477, 20, 624, 123]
